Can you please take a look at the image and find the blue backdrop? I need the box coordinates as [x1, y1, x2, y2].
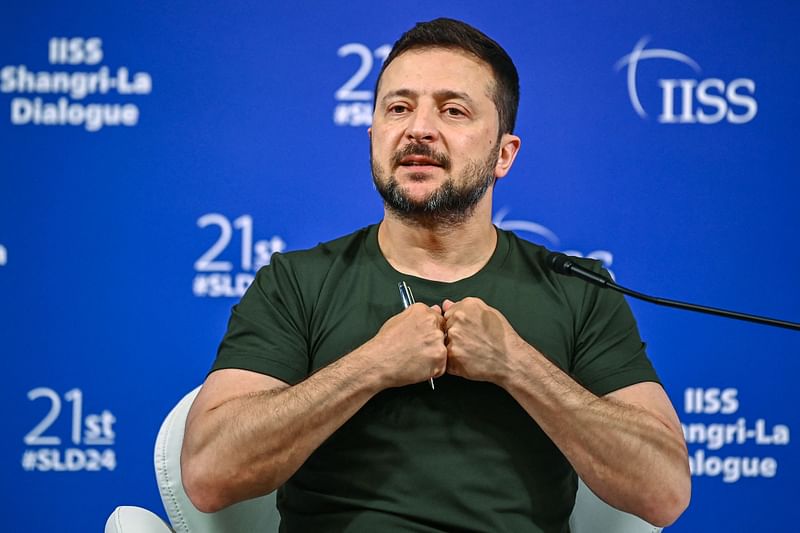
[2, 1, 798, 531]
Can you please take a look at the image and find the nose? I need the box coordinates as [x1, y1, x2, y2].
[405, 104, 439, 143]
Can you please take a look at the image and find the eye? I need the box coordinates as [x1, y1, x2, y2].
[443, 106, 466, 117]
[388, 104, 409, 114]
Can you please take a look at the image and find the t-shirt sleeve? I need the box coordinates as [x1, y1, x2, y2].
[569, 260, 660, 396]
[210, 253, 310, 385]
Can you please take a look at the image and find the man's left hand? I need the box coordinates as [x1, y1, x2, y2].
[442, 297, 529, 384]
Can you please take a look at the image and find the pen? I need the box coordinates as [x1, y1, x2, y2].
[398, 281, 435, 390]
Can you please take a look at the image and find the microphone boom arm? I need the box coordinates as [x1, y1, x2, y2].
[547, 253, 800, 331]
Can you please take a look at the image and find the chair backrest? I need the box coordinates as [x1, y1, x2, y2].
[155, 387, 280, 533]
[157, 387, 661, 533]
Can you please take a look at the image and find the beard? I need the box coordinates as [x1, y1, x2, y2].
[371, 143, 499, 227]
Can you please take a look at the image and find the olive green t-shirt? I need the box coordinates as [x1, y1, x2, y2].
[212, 224, 659, 533]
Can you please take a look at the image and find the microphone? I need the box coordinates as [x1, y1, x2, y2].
[546, 252, 800, 331]
[546, 252, 613, 288]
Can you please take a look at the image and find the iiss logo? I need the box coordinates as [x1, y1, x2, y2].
[1, 37, 153, 132]
[682, 387, 790, 483]
[615, 37, 757, 124]
[492, 207, 615, 277]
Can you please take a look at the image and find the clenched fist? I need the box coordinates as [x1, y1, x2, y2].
[368, 303, 448, 388]
[442, 297, 528, 384]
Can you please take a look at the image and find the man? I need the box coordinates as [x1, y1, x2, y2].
[181, 18, 691, 532]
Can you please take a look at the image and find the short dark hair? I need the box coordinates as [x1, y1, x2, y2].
[375, 18, 520, 136]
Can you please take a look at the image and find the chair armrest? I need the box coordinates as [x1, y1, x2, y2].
[105, 506, 173, 533]
[570, 480, 662, 533]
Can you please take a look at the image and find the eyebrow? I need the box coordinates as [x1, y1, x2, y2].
[380, 89, 476, 107]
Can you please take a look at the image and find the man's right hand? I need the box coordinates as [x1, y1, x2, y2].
[364, 303, 448, 388]
[182, 302, 448, 513]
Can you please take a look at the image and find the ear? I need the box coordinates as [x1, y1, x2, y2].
[368, 127, 372, 138]
[493, 133, 521, 180]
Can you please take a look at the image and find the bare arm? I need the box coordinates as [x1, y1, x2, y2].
[181, 303, 447, 513]
[502, 354, 690, 526]
[443, 298, 691, 527]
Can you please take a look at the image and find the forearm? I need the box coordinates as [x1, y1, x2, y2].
[502, 344, 690, 526]
[183, 303, 447, 513]
[182, 347, 386, 512]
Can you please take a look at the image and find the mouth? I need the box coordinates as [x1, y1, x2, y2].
[390, 144, 451, 172]
[398, 155, 442, 168]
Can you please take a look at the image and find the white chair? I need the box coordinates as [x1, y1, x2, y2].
[105, 387, 662, 533]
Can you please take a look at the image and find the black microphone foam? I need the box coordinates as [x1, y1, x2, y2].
[546, 252, 572, 275]
[546, 252, 611, 288]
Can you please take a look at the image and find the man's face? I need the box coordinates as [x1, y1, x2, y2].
[370, 48, 509, 225]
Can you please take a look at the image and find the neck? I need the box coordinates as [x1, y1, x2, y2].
[378, 197, 497, 282]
